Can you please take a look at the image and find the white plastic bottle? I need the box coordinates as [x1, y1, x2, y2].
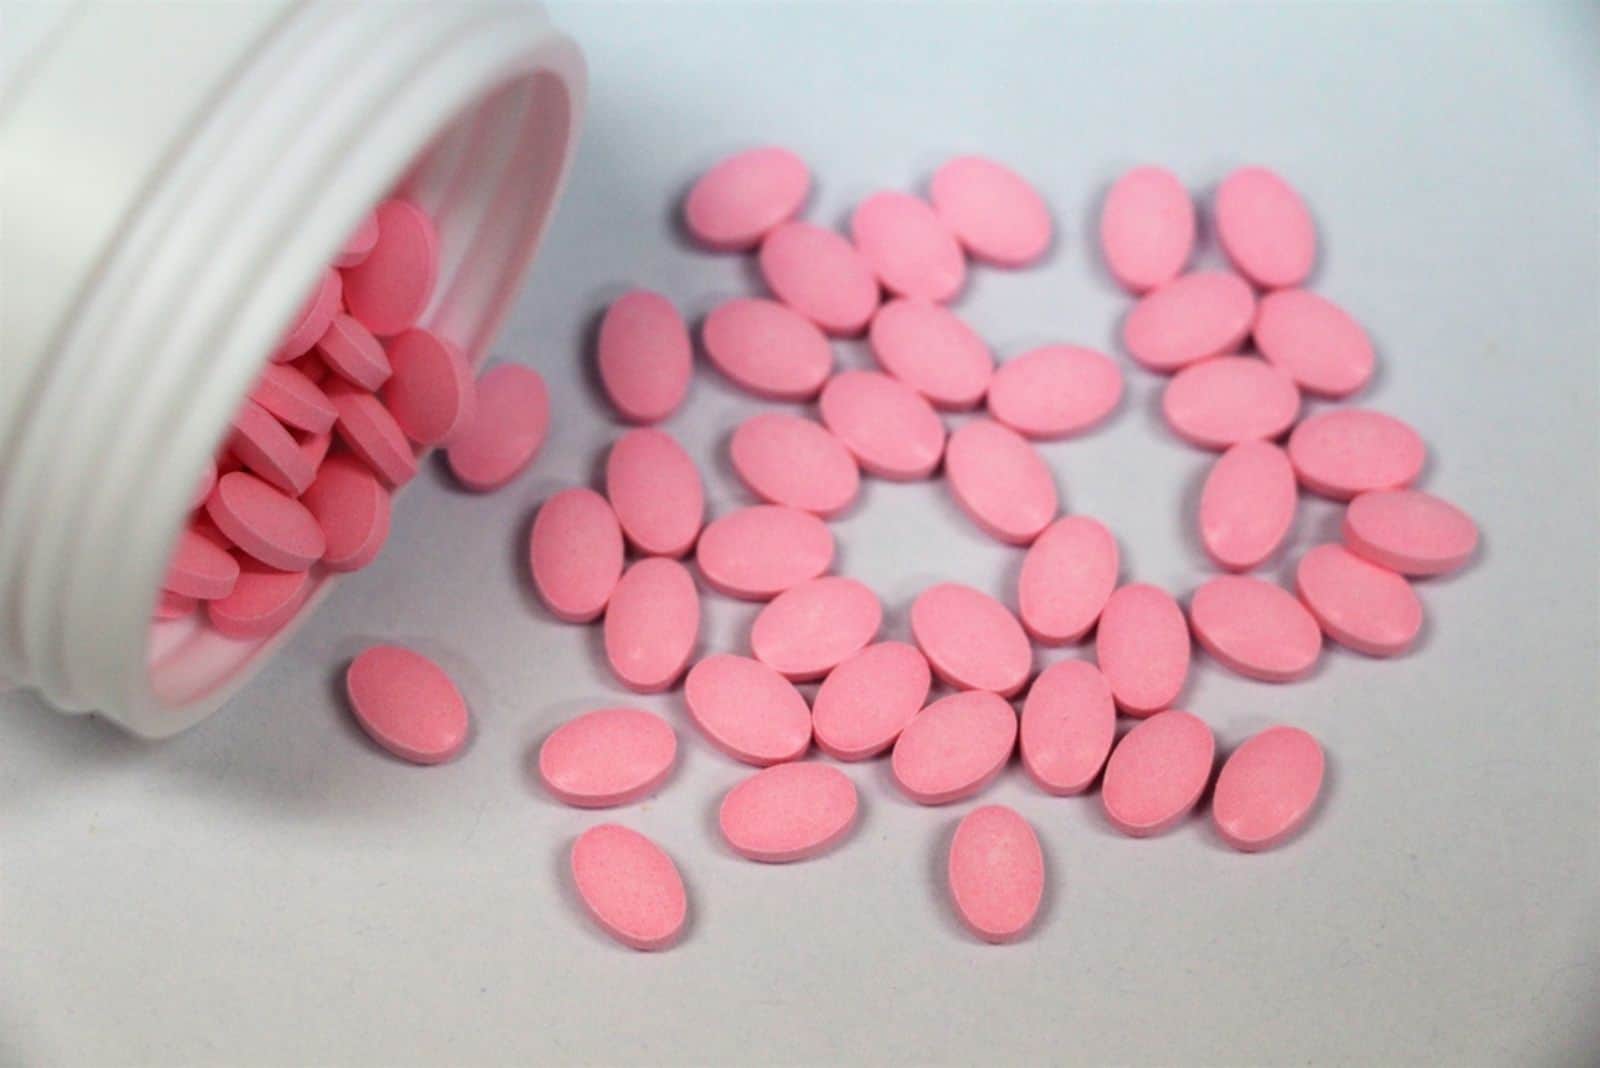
[0, 0, 587, 736]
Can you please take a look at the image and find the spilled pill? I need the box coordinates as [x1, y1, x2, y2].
[345, 644, 469, 765]
[229, 398, 317, 496]
[719, 762, 857, 862]
[538, 707, 677, 808]
[850, 190, 966, 302]
[325, 379, 418, 487]
[929, 155, 1052, 267]
[810, 641, 932, 761]
[1215, 166, 1316, 290]
[606, 428, 704, 558]
[1254, 289, 1374, 399]
[1101, 709, 1215, 837]
[944, 418, 1058, 545]
[315, 313, 392, 391]
[695, 505, 834, 600]
[570, 824, 686, 951]
[1123, 271, 1256, 373]
[891, 690, 1017, 805]
[1199, 441, 1298, 572]
[1295, 544, 1422, 657]
[868, 298, 993, 411]
[948, 805, 1044, 943]
[341, 198, 439, 336]
[1016, 515, 1119, 645]
[382, 328, 476, 446]
[206, 558, 312, 640]
[684, 146, 810, 252]
[750, 575, 881, 681]
[445, 364, 550, 492]
[597, 289, 692, 424]
[604, 557, 699, 692]
[163, 527, 241, 601]
[249, 362, 337, 435]
[1019, 659, 1116, 796]
[299, 456, 391, 573]
[1288, 408, 1425, 500]
[910, 583, 1031, 697]
[684, 654, 812, 766]
[702, 297, 833, 401]
[1162, 355, 1300, 450]
[759, 221, 880, 336]
[817, 370, 945, 480]
[1099, 165, 1195, 293]
[1343, 489, 1478, 576]
[985, 345, 1123, 440]
[1211, 725, 1325, 852]
[206, 472, 325, 572]
[1189, 575, 1322, 682]
[529, 487, 625, 623]
[1096, 583, 1190, 716]
[730, 412, 860, 517]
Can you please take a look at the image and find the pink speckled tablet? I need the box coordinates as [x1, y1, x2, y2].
[695, 506, 833, 600]
[300, 455, 391, 572]
[163, 527, 241, 600]
[948, 805, 1043, 943]
[868, 298, 992, 411]
[381, 328, 476, 446]
[153, 589, 196, 621]
[944, 419, 1057, 544]
[750, 576, 881, 681]
[570, 824, 686, 952]
[810, 641, 932, 761]
[1212, 725, 1324, 852]
[758, 222, 880, 336]
[892, 690, 1017, 805]
[315, 313, 392, 391]
[1123, 271, 1257, 373]
[1096, 584, 1190, 715]
[1019, 659, 1116, 795]
[538, 707, 676, 808]
[701, 297, 833, 401]
[719, 762, 857, 862]
[850, 191, 966, 302]
[604, 558, 699, 693]
[818, 370, 945, 480]
[1254, 289, 1374, 398]
[685, 654, 812, 765]
[445, 364, 549, 492]
[1162, 356, 1300, 450]
[341, 198, 439, 337]
[730, 413, 859, 517]
[1099, 165, 1195, 293]
[684, 146, 810, 252]
[345, 644, 469, 765]
[605, 428, 704, 558]
[274, 268, 342, 362]
[986, 345, 1122, 440]
[529, 488, 625, 623]
[1017, 515, 1119, 645]
[1288, 409, 1425, 500]
[910, 583, 1031, 697]
[332, 210, 379, 268]
[1102, 709, 1214, 837]
[597, 289, 692, 424]
[1295, 544, 1422, 657]
[1343, 489, 1478, 576]
[325, 379, 418, 488]
[1190, 575, 1322, 682]
[229, 398, 316, 496]
[1199, 441, 1297, 572]
[1215, 166, 1316, 290]
[205, 472, 325, 572]
[206, 558, 311, 640]
[250, 362, 337, 435]
[929, 156, 1051, 267]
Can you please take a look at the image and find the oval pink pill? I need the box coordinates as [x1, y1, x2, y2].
[324, 379, 418, 488]
[605, 428, 704, 558]
[1099, 165, 1195, 293]
[229, 398, 316, 496]
[948, 805, 1044, 943]
[1254, 289, 1375, 398]
[1199, 441, 1298, 572]
[910, 583, 1031, 697]
[1096, 583, 1190, 715]
[1017, 516, 1119, 646]
[730, 413, 859, 517]
[1215, 166, 1316, 290]
[810, 641, 932, 761]
[1343, 489, 1479, 577]
[250, 362, 336, 435]
[604, 558, 699, 692]
[684, 146, 809, 252]
[868, 298, 992, 411]
[1019, 659, 1116, 795]
[850, 190, 966, 303]
[892, 690, 1017, 805]
[597, 289, 691, 424]
[315, 313, 392, 391]
[445, 364, 550, 492]
[341, 198, 439, 337]
[1288, 409, 1426, 500]
[529, 488, 625, 623]
[986, 345, 1122, 440]
[163, 527, 240, 601]
[702, 297, 833, 401]
[759, 222, 880, 336]
[1295, 543, 1422, 657]
[1162, 356, 1300, 450]
[1123, 271, 1257, 373]
[719, 762, 857, 863]
[1212, 725, 1325, 852]
[684, 654, 812, 766]
[300, 455, 391, 572]
[382, 328, 476, 446]
[570, 824, 686, 952]
[750, 576, 881, 681]
[206, 558, 311, 640]
[929, 155, 1052, 267]
[1102, 709, 1214, 837]
[274, 268, 342, 361]
[538, 707, 676, 808]
[205, 472, 325, 572]
[695, 506, 833, 600]
[1190, 575, 1322, 682]
[818, 370, 945, 480]
[944, 419, 1057, 544]
[345, 644, 469, 765]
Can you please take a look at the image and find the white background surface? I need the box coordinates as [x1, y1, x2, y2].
[3, 3, 1597, 1065]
